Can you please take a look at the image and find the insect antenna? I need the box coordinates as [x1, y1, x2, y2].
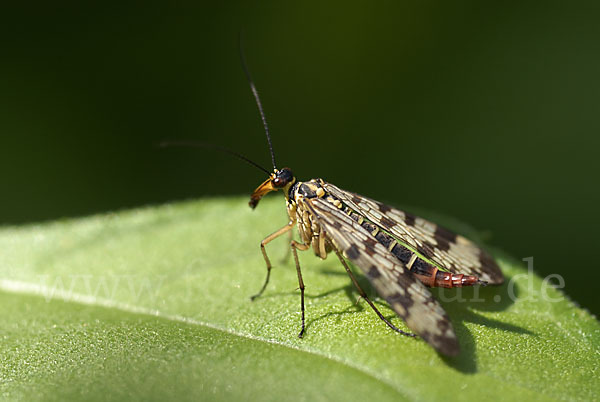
[158, 140, 270, 174]
[238, 32, 277, 171]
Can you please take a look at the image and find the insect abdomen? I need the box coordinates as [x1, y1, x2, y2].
[344, 208, 482, 288]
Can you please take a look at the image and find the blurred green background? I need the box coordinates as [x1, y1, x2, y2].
[1, 2, 598, 316]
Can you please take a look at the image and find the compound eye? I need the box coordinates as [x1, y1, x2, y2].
[272, 168, 294, 188]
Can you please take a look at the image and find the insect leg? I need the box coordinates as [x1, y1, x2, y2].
[330, 244, 416, 338]
[251, 222, 294, 301]
[290, 240, 310, 338]
[279, 229, 293, 264]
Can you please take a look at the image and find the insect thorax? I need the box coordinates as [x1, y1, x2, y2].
[287, 179, 332, 259]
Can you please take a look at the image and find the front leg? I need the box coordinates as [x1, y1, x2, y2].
[279, 229, 293, 264]
[251, 222, 294, 301]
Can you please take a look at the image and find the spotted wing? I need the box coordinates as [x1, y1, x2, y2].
[304, 196, 460, 356]
[323, 182, 504, 285]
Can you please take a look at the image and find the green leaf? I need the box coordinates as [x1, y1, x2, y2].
[0, 197, 598, 401]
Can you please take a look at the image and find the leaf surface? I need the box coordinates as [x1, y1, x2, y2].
[0, 197, 598, 401]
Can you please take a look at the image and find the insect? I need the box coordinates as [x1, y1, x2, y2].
[235, 53, 505, 357]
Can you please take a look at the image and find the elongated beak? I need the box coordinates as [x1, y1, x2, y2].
[249, 176, 276, 209]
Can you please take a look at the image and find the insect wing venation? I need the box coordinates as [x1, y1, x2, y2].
[305, 195, 460, 356]
[322, 182, 504, 285]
